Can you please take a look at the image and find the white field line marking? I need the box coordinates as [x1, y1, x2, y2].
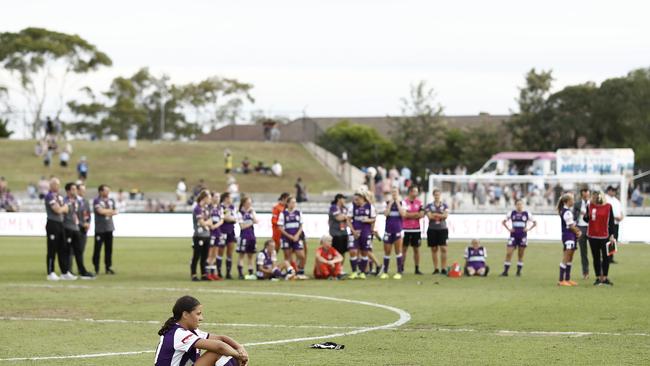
[0, 316, 365, 330]
[380, 327, 649, 337]
[0, 283, 411, 362]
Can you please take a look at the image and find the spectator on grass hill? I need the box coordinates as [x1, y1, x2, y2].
[313, 234, 344, 279]
[631, 185, 644, 207]
[176, 178, 187, 202]
[77, 156, 88, 181]
[224, 149, 233, 174]
[241, 157, 251, 174]
[271, 160, 282, 177]
[127, 125, 137, 150]
[38, 176, 50, 199]
[0, 185, 19, 212]
[295, 177, 307, 202]
[27, 182, 38, 199]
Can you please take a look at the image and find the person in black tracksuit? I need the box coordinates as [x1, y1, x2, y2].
[76, 183, 92, 269]
[63, 183, 94, 279]
[92, 184, 117, 275]
[44, 178, 72, 280]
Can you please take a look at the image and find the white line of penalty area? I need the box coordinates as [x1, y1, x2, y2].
[0, 283, 412, 362]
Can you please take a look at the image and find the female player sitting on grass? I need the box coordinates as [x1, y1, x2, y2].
[557, 193, 582, 286]
[155, 295, 248, 366]
[464, 239, 489, 276]
[257, 240, 296, 280]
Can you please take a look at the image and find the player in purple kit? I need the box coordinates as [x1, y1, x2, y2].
[425, 189, 449, 275]
[155, 295, 247, 366]
[277, 196, 308, 279]
[463, 239, 489, 276]
[218, 193, 238, 279]
[347, 191, 377, 280]
[380, 187, 405, 280]
[191, 190, 212, 281]
[557, 193, 582, 286]
[501, 199, 537, 277]
[256, 240, 296, 280]
[236, 195, 258, 280]
[206, 192, 224, 281]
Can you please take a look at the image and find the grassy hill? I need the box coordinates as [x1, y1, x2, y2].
[0, 140, 342, 194]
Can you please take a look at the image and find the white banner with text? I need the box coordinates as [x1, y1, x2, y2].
[0, 212, 648, 243]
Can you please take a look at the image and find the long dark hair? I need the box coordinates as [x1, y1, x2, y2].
[239, 195, 251, 212]
[158, 295, 201, 335]
[557, 193, 572, 214]
[219, 192, 230, 205]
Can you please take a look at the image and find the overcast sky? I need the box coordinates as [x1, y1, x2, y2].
[2, 0, 649, 129]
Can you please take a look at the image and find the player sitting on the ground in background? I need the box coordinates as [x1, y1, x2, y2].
[256, 240, 295, 280]
[464, 239, 489, 277]
[314, 234, 344, 280]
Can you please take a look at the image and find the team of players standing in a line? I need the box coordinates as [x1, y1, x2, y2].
[40, 175, 617, 286]
[188, 184, 615, 285]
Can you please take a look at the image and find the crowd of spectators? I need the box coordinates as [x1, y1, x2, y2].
[0, 177, 19, 212]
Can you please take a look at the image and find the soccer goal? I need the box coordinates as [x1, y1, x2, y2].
[426, 174, 628, 214]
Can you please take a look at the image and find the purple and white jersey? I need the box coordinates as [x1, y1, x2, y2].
[220, 204, 236, 234]
[278, 209, 303, 236]
[238, 208, 256, 241]
[257, 248, 276, 271]
[464, 246, 487, 267]
[154, 323, 209, 366]
[192, 204, 210, 238]
[506, 210, 533, 237]
[425, 202, 449, 230]
[349, 202, 376, 236]
[44, 191, 64, 222]
[560, 207, 577, 242]
[384, 201, 403, 233]
[209, 204, 222, 237]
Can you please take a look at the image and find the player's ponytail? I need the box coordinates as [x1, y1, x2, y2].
[239, 195, 250, 212]
[557, 193, 571, 214]
[158, 295, 201, 336]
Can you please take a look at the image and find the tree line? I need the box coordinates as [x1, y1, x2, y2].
[319, 68, 650, 177]
[0, 28, 254, 139]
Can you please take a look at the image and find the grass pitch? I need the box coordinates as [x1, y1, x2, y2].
[0, 236, 649, 365]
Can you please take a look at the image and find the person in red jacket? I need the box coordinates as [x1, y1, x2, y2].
[271, 193, 290, 251]
[314, 234, 344, 279]
[584, 191, 616, 286]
